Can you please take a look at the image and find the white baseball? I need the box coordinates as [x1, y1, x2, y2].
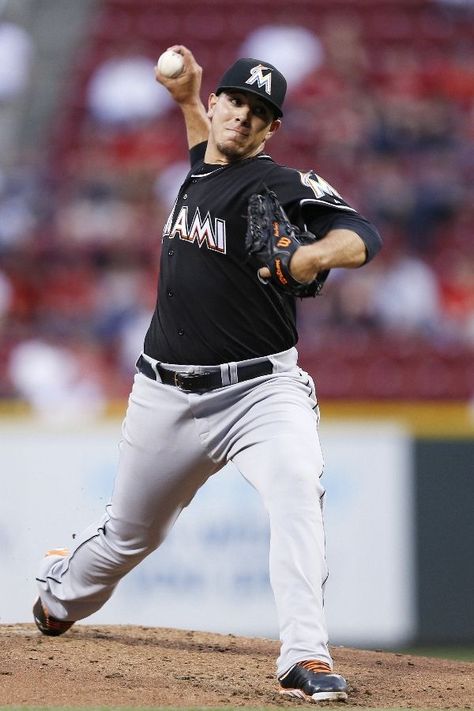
[157, 50, 184, 78]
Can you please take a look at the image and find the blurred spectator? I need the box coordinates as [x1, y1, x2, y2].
[278, 16, 375, 174]
[118, 308, 153, 376]
[406, 152, 462, 253]
[94, 263, 154, 342]
[56, 188, 140, 245]
[318, 15, 369, 86]
[153, 160, 189, 210]
[7, 338, 106, 423]
[438, 252, 474, 345]
[86, 52, 172, 126]
[373, 250, 442, 336]
[0, 162, 45, 248]
[0, 21, 34, 166]
[0, 21, 33, 101]
[0, 269, 12, 324]
[435, 0, 474, 7]
[238, 25, 324, 90]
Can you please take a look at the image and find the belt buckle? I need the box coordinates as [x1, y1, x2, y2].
[174, 371, 198, 390]
[174, 370, 211, 391]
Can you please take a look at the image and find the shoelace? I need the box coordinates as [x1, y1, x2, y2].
[299, 660, 332, 674]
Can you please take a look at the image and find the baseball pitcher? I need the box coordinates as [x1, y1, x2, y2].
[34, 46, 382, 703]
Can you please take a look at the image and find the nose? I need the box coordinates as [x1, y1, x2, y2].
[235, 104, 251, 125]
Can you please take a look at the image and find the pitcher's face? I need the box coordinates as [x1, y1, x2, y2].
[207, 91, 280, 163]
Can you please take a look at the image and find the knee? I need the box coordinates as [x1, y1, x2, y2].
[265, 454, 325, 508]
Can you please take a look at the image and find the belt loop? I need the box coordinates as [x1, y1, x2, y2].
[141, 352, 160, 381]
[220, 363, 231, 386]
[228, 362, 238, 385]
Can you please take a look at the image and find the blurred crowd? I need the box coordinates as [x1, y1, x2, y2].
[0, 0, 473, 413]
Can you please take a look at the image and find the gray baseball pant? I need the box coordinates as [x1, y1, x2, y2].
[36, 347, 331, 676]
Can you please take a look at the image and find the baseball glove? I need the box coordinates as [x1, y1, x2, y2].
[246, 187, 329, 298]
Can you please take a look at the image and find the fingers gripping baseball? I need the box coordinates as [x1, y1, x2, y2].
[155, 45, 202, 103]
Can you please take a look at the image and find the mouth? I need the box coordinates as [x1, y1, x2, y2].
[225, 127, 250, 138]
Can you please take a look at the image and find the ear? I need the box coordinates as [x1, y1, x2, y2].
[265, 118, 281, 141]
[207, 93, 218, 119]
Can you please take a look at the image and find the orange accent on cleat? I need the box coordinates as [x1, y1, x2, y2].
[299, 660, 332, 674]
[45, 548, 70, 557]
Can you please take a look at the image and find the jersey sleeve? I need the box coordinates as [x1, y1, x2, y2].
[305, 212, 382, 263]
[268, 166, 357, 214]
[266, 165, 382, 263]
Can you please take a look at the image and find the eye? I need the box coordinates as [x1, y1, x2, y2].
[254, 104, 270, 120]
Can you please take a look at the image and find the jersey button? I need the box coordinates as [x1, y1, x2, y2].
[178, 329, 184, 336]
[167, 289, 174, 297]
[182, 194, 187, 199]
[168, 249, 174, 256]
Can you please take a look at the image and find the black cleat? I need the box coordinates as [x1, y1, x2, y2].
[33, 547, 74, 636]
[33, 549, 74, 636]
[33, 597, 75, 636]
[279, 660, 348, 702]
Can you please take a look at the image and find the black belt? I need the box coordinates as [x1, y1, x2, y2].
[136, 354, 273, 392]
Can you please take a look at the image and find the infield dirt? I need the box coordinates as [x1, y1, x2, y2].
[1, 625, 472, 708]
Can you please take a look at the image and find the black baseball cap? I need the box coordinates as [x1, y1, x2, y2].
[216, 58, 287, 118]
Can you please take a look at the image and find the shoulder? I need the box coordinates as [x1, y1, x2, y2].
[266, 164, 357, 214]
[189, 140, 207, 169]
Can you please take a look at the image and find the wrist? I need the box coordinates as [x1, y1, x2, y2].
[289, 244, 321, 283]
[179, 97, 205, 111]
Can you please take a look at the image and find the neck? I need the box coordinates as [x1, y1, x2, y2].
[203, 151, 231, 165]
[204, 139, 265, 165]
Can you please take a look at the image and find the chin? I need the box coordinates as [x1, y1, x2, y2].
[217, 143, 249, 161]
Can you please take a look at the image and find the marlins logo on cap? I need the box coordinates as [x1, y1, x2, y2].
[216, 57, 287, 118]
[245, 64, 273, 95]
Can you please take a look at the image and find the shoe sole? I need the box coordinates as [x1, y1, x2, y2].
[280, 688, 348, 702]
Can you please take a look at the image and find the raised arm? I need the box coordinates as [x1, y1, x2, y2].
[155, 45, 210, 149]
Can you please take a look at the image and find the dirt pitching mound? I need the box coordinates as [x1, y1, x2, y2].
[1, 624, 472, 708]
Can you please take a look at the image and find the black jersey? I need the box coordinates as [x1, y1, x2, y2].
[144, 143, 382, 365]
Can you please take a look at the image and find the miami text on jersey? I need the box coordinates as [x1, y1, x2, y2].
[164, 205, 227, 253]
